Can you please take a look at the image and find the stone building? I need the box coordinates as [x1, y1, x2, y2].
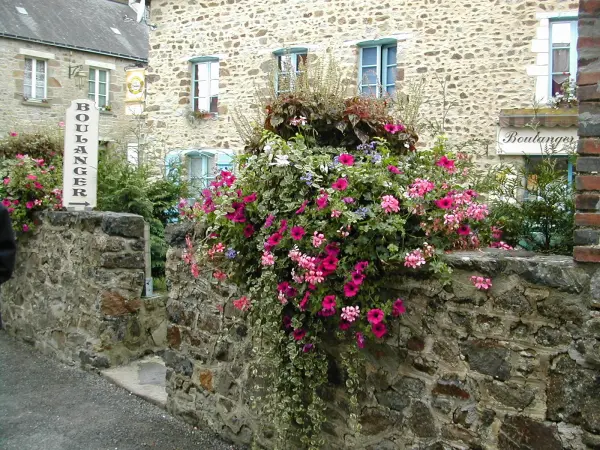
[145, 0, 581, 187]
[0, 0, 149, 148]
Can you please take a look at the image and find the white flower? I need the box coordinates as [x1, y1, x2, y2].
[263, 144, 272, 153]
[270, 154, 290, 167]
[319, 164, 329, 174]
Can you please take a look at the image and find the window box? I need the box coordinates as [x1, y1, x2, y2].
[21, 98, 51, 108]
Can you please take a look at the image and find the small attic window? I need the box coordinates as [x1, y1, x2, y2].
[16, 6, 28, 15]
[110, 27, 122, 35]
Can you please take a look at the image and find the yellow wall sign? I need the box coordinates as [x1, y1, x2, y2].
[125, 68, 145, 102]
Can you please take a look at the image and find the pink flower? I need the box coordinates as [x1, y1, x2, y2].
[316, 195, 328, 209]
[58, 121, 65, 128]
[296, 200, 309, 215]
[331, 210, 342, 218]
[15, 154, 25, 160]
[342, 197, 355, 204]
[22, 224, 30, 232]
[355, 261, 369, 272]
[341, 305, 360, 322]
[1, 199, 10, 207]
[470, 276, 492, 290]
[457, 224, 471, 236]
[321, 255, 338, 272]
[490, 241, 513, 250]
[302, 343, 314, 352]
[339, 320, 352, 330]
[9, 131, 18, 137]
[278, 220, 288, 234]
[392, 298, 406, 317]
[305, 270, 324, 284]
[351, 271, 365, 286]
[371, 322, 388, 339]
[332, 178, 349, 191]
[404, 249, 426, 269]
[367, 308, 385, 325]
[356, 332, 365, 349]
[466, 204, 489, 221]
[267, 232, 283, 247]
[264, 214, 276, 228]
[3, 178, 9, 185]
[26, 174, 37, 181]
[381, 195, 400, 213]
[339, 153, 355, 166]
[325, 243, 340, 256]
[243, 224, 255, 238]
[435, 197, 454, 210]
[299, 291, 310, 310]
[322, 295, 336, 310]
[293, 328, 306, 341]
[491, 226, 503, 240]
[26, 201, 34, 209]
[233, 296, 251, 311]
[213, 270, 227, 281]
[436, 156, 456, 172]
[261, 251, 275, 266]
[383, 123, 406, 134]
[312, 231, 326, 248]
[387, 165, 402, 174]
[290, 226, 306, 241]
[243, 193, 257, 203]
[343, 282, 359, 297]
[283, 316, 292, 329]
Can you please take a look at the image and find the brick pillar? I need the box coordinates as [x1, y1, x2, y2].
[574, 0, 600, 262]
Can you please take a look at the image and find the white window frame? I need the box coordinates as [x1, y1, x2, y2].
[23, 57, 47, 100]
[358, 43, 397, 98]
[275, 50, 307, 95]
[88, 68, 110, 109]
[191, 59, 219, 114]
[548, 19, 578, 99]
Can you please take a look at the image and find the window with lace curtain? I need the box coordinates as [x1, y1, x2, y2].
[23, 58, 47, 100]
[549, 20, 578, 98]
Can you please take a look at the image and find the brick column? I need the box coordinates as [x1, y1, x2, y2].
[574, 0, 600, 262]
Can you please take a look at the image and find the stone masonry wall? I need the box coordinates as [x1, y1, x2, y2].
[146, 0, 578, 159]
[165, 222, 600, 449]
[0, 37, 144, 143]
[1, 211, 167, 369]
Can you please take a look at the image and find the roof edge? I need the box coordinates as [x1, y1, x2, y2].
[0, 33, 147, 63]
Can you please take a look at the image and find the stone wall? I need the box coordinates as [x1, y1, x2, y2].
[0, 37, 144, 143]
[145, 0, 578, 159]
[1, 211, 167, 369]
[164, 222, 600, 449]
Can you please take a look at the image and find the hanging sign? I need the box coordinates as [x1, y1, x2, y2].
[62, 99, 99, 210]
[497, 127, 577, 155]
[125, 68, 145, 103]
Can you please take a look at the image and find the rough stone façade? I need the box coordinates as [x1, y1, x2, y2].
[164, 222, 600, 449]
[0, 211, 167, 369]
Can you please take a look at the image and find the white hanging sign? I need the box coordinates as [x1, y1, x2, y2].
[497, 127, 577, 155]
[62, 99, 99, 210]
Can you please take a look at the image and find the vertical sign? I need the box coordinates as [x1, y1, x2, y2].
[62, 99, 99, 210]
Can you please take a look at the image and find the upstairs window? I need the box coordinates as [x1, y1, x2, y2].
[192, 58, 219, 114]
[88, 68, 109, 108]
[23, 58, 47, 100]
[359, 42, 397, 97]
[549, 20, 578, 98]
[274, 48, 308, 95]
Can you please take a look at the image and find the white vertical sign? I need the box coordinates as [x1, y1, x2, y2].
[62, 99, 99, 210]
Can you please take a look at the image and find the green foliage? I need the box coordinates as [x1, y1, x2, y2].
[489, 156, 574, 254]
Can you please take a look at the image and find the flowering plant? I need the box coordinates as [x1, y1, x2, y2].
[181, 129, 498, 446]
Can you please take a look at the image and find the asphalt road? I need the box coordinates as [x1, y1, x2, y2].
[0, 332, 237, 450]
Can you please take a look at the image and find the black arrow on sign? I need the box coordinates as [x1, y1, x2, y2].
[68, 202, 91, 206]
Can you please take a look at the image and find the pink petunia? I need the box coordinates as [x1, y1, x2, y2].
[299, 291, 310, 310]
[243, 193, 257, 203]
[354, 261, 369, 272]
[3, 178, 9, 185]
[332, 178, 349, 191]
[339, 153, 355, 166]
[392, 298, 406, 317]
[436, 156, 456, 173]
[243, 224, 255, 238]
[325, 243, 340, 256]
[351, 271, 365, 286]
[435, 197, 454, 210]
[26, 201, 34, 209]
[264, 214, 276, 228]
[22, 224, 30, 232]
[278, 220, 288, 234]
[26, 174, 37, 181]
[356, 332, 365, 349]
[371, 322, 388, 339]
[316, 195, 328, 209]
[267, 232, 283, 247]
[381, 195, 400, 213]
[457, 224, 471, 236]
[290, 226, 306, 241]
[367, 308, 385, 325]
[296, 200, 309, 215]
[293, 328, 306, 341]
[1, 199, 10, 207]
[387, 165, 401, 174]
[343, 282, 359, 297]
[342, 197, 355, 204]
[321, 255, 338, 272]
[9, 131, 18, 137]
[339, 320, 352, 330]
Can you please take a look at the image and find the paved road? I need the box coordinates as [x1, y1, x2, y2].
[0, 332, 237, 450]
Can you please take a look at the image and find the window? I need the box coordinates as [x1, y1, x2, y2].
[359, 44, 397, 97]
[189, 154, 214, 192]
[192, 59, 219, 114]
[275, 49, 307, 95]
[23, 58, 47, 100]
[525, 156, 573, 195]
[88, 68, 109, 108]
[549, 20, 578, 98]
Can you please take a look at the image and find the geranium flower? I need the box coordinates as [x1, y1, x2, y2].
[371, 322, 388, 338]
[296, 200, 309, 215]
[408, 178, 435, 198]
[367, 308, 385, 325]
[392, 298, 406, 316]
[243, 193, 257, 203]
[233, 296, 251, 311]
[331, 210, 342, 218]
[339, 153, 354, 166]
[267, 232, 283, 246]
[343, 282, 359, 297]
[470, 276, 492, 290]
[381, 195, 400, 213]
[293, 328, 306, 341]
[435, 197, 454, 210]
[351, 271, 365, 286]
[341, 305, 360, 322]
[213, 271, 227, 281]
[457, 224, 471, 236]
[387, 165, 401, 174]
[191, 263, 199, 278]
[243, 224, 255, 238]
[404, 249, 426, 269]
[356, 332, 365, 348]
[332, 178, 348, 191]
[290, 226, 306, 241]
[261, 251, 275, 266]
[312, 231, 326, 247]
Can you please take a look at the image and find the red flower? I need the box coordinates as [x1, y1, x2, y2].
[283, 316, 292, 329]
[293, 328, 306, 341]
[243, 224, 255, 238]
[243, 193, 257, 203]
[332, 178, 349, 191]
[343, 282, 359, 297]
[267, 232, 283, 246]
[278, 282, 290, 292]
[290, 226, 306, 241]
[339, 153, 355, 166]
[457, 224, 471, 236]
[435, 197, 453, 209]
[371, 322, 387, 339]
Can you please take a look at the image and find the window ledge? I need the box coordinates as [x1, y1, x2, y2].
[22, 100, 51, 108]
[100, 110, 115, 116]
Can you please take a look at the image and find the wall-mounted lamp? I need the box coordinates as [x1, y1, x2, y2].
[68, 64, 87, 89]
[68, 63, 82, 79]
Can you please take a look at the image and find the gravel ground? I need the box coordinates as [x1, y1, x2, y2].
[0, 332, 238, 450]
